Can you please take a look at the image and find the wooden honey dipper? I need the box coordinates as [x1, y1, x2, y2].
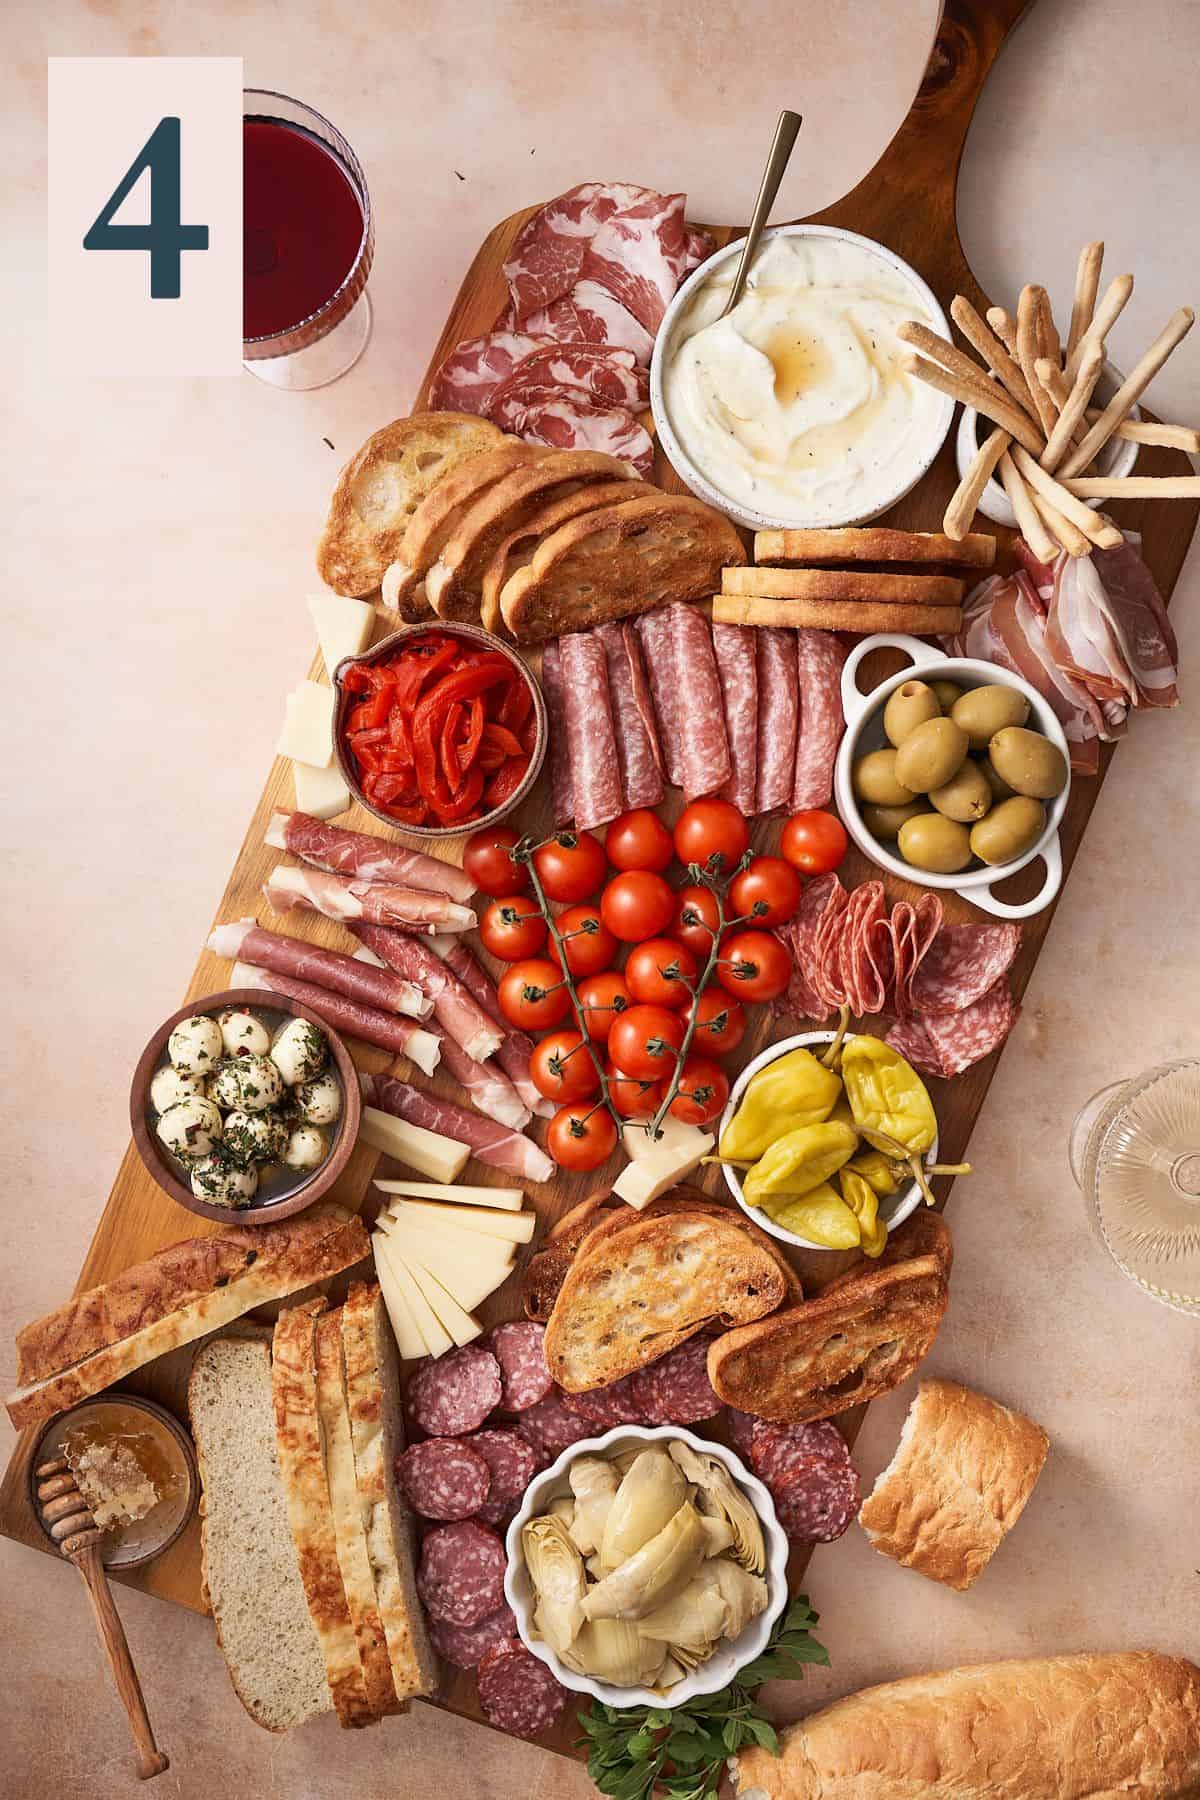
[35, 1457, 169, 1779]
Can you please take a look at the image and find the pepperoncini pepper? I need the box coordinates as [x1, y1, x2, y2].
[845, 1148, 901, 1198]
[719, 1049, 843, 1163]
[839, 1168, 888, 1258]
[840, 1037, 937, 1157]
[760, 1182, 862, 1249]
[741, 1120, 859, 1208]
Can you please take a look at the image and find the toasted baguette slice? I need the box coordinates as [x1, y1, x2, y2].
[500, 494, 747, 642]
[425, 450, 638, 622]
[544, 1209, 787, 1392]
[707, 1257, 949, 1424]
[754, 528, 996, 569]
[273, 1303, 374, 1729]
[314, 1309, 400, 1716]
[189, 1336, 332, 1732]
[713, 594, 963, 637]
[859, 1377, 1050, 1591]
[383, 441, 541, 619]
[479, 479, 648, 634]
[722, 566, 964, 605]
[341, 1282, 437, 1702]
[825, 1207, 954, 1294]
[316, 413, 507, 597]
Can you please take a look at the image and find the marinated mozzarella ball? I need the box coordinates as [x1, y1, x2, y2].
[190, 1152, 258, 1208]
[282, 1125, 327, 1171]
[168, 1014, 223, 1075]
[223, 1107, 287, 1168]
[150, 1064, 206, 1115]
[156, 1096, 223, 1162]
[270, 1018, 328, 1088]
[217, 1007, 270, 1059]
[294, 1070, 343, 1127]
[209, 1053, 284, 1113]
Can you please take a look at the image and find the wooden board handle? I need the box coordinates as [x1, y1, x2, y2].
[76, 1545, 170, 1779]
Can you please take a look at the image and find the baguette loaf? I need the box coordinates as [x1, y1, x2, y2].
[731, 1651, 1200, 1798]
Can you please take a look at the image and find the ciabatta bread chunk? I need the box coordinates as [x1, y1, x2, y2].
[731, 1651, 1200, 1799]
[859, 1377, 1049, 1590]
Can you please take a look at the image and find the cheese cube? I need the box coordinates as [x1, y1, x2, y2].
[621, 1117, 714, 1164]
[307, 591, 375, 677]
[277, 681, 335, 769]
[358, 1107, 470, 1183]
[292, 758, 350, 821]
[612, 1129, 714, 1209]
[373, 1233, 451, 1358]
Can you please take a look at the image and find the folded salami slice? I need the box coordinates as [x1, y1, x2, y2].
[265, 810, 475, 903]
[754, 628, 799, 814]
[477, 1636, 568, 1740]
[429, 1603, 518, 1669]
[630, 1337, 721, 1425]
[351, 926, 503, 1063]
[910, 923, 1022, 1016]
[670, 604, 732, 802]
[227, 960, 440, 1073]
[792, 630, 849, 811]
[486, 1321, 553, 1412]
[361, 1073, 555, 1184]
[418, 1521, 508, 1626]
[812, 877, 851, 1011]
[408, 1346, 503, 1438]
[635, 609, 684, 787]
[712, 623, 758, 816]
[210, 920, 431, 1020]
[838, 882, 888, 1017]
[398, 1438, 492, 1520]
[539, 641, 574, 827]
[264, 863, 474, 934]
[594, 622, 664, 811]
[468, 1429, 541, 1529]
[776, 873, 842, 1023]
[888, 980, 1018, 1079]
[559, 631, 624, 831]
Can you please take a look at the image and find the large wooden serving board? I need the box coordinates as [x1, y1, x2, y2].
[3, 0, 1196, 1765]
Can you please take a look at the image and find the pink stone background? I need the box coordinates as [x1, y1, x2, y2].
[3, 1, 1199, 1794]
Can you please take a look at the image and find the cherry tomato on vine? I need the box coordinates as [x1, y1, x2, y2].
[605, 1063, 664, 1120]
[478, 895, 547, 962]
[497, 957, 571, 1031]
[608, 1004, 686, 1081]
[463, 825, 529, 897]
[670, 883, 722, 959]
[605, 809, 674, 873]
[599, 869, 675, 942]
[684, 988, 746, 1056]
[729, 856, 803, 929]
[669, 1054, 730, 1127]
[550, 902, 617, 978]
[624, 937, 698, 1009]
[529, 1029, 600, 1104]
[533, 830, 608, 903]
[547, 1102, 618, 1171]
[716, 929, 792, 1003]
[576, 969, 631, 1044]
[672, 798, 749, 875]
[780, 810, 848, 876]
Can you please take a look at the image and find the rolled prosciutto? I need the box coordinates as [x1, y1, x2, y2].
[209, 921, 432, 1020]
[227, 962, 440, 1074]
[264, 864, 475, 934]
[349, 924, 504, 1064]
[360, 1074, 554, 1184]
[711, 622, 758, 816]
[558, 631, 624, 831]
[265, 810, 475, 903]
[437, 939, 551, 1118]
[430, 1028, 531, 1132]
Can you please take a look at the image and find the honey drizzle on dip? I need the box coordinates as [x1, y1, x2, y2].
[660, 234, 949, 526]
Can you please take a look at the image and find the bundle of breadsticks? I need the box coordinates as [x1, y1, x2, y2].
[898, 242, 1198, 559]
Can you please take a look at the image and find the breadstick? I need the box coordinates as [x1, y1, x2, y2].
[943, 425, 1010, 540]
[1039, 340, 1105, 472]
[897, 320, 1007, 400]
[1011, 444, 1124, 547]
[1064, 273, 1134, 382]
[1031, 490, 1091, 557]
[998, 450, 1060, 563]
[987, 307, 1020, 359]
[1066, 242, 1104, 360]
[1060, 307, 1196, 477]
[1036, 288, 1063, 375]
[1084, 414, 1200, 453]
[1016, 286, 1058, 437]
[712, 594, 962, 637]
[950, 295, 1038, 419]
[899, 353, 1045, 456]
[1059, 474, 1200, 498]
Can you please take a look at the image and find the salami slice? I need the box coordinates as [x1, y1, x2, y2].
[712, 622, 759, 815]
[838, 881, 888, 1017]
[754, 629, 799, 814]
[812, 877, 851, 1010]
[469, 1428, 541, 1529]
[630, 1337, 722, 1425]
[516, 1388, 600, 1462]
[540, 641, 574, 827]
[726, 1409, 758, 1459]
[636, 609, 683, 786]
[771, 1454, 860, 1543]
[750, 1419, 850, 1491]
[888, 980, 1018, 1079]
[477, 1637, 568, 1740]
[670, 604, 732, 802]
[430, 1603, 518, 1669]
[594, 621, 664, 811]
[910, 923, 1022, 1015]
[778, 873, 842, 1022]
[792, 630, 849, 810]
[408, 1346, 503, 1438]
[559, 631, 624, 830]
[562, 1374, 646, 1429]
[890, 894, 944, 1017]
[418, 1520, 508, 1626]
[487, 1321, 553, 1412]
[398, 1437, 492, 1521]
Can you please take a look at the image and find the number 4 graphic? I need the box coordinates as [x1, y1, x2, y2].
[83, 116, 209, 299]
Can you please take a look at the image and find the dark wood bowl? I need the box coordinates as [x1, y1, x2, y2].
[129, 987, 361, 1226]
[331, 620, 547, 838]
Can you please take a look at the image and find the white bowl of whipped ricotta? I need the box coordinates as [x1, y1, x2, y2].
[651, 225, 955, 532]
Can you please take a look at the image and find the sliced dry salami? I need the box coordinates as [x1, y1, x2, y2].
[890, 893, 944, 1017]
[477, 1637, 569, 1740]
[595, 621, 665, 811]
[750, 1418, 850, 1491]
[630, 1337, 722, 1425]
[792, 629, 849, 810]
[754, 628, 799, 814]
[726, 1409, 758, 1459]
[772, 1454, 860, 1543]
[418, 1520, 508, 1626]
[516, 1388, 600, 1462]
[487, 1321, 553, 1412]
[910, 923, 1022, 1015]
[562, 1373, 646, 1429]
[636, 609, 684, 787]
[429, 1603, 518, 1670]
[469, 1428, 541, 1529]
[540, 641, 574, 827]
[408, 1346, 503, 1438]
[888, 980, 1018, 1079]
[398, 1437, 492, 1521]
[670, 604, 732, 802]
[559, 631, 624, 831]
[712, 622, 759, 815]
[812, 877, 851, 1010]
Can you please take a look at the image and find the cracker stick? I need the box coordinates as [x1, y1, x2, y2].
[987, 307, 1020, 359]
[1031, 490, 1091, 557]
[1066, 242, 1104, 360]
[1011, 444, 1124, 547]
[944, 425, 1010, 540]
[1017, 286, 1058, 437]
[1084, 414, 1200, 453]
[950, 295, 1038, 419]
[1060, 307, 1196, 477]
[899, 353, 1045, 455]
[1059, 473, 1200, 498]
[1064, 273, 1134, 381]
[998, 450, 1060, 563]
[1039, 339, 1105, 472]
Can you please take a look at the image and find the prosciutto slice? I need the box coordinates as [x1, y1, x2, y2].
[263, 864, 474, 934]
[227, 962, 439, 1074]
[594, 621, 664, 810]
[559, 631, 624, 830]
[1091, 537, 1178, 706]
[523, 282, 656, 365]
[540, 641, 574, 826]
[503, 182, 658, 320]
[265, 812, 475, 904]
[1045, 554, 1139, 705]
[438, 939, 552, 1118]
[428, 330, 556, 415]
[580, 191, 690, 334]
[491, 393, 654, 478]
[754, 628, 799, 814]
[361, 1074, 554, 1184]
[348, 924, 504, 1064]
[792, 630, 848, 810]
[670, 605, 731, 802]
[209, 920, 432, 1020]
[711, 622, 758, 816]
[428, 1027, 530, 1132]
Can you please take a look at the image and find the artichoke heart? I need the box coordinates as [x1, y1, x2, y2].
[522, 1515, 587, 1657]
[668, 1441, 766, 1575]
[560, 1619, 668, 1689]
[546, 1493, 577, 1530]
[654, 1654, 688, 1692]
[636, 1563, 728, 1670]
[599, 1449, 689, 1571]
[697, 1513, 735, 1558]
[713, 1560, 769, 1641]
[583, 1500, 708, 1622]
[567, 1455, 620, 1556]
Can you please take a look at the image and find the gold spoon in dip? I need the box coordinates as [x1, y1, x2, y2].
[720, 108, 803, 319]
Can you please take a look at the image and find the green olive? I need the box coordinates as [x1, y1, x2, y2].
[988, 726, 1069, 799]
[979, 754, 1015, 803]
[951, 683, 1030, 749]
[897, 813, 973, 873]
[883, 680, 941, 747]
[969, 796, 1047, 865]
[929, 758, 993, 823]
[893, 716, 969, 794]
[929, 679, 963, 713]
[852, 749, 917, 808]
[862, 799, 930, 840]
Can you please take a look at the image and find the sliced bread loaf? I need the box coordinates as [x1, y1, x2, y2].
[478, 478, 647, 634]
[382, 441, 539, 617]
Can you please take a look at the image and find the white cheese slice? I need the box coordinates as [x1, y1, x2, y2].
[307, 591, 375, 677]
[358, 1107, 470, 1183]
[401, 1255, 482, 1348]
[612, 1129, 714, 1210]
[373, 1179, 524, 1213]
[379, 1218, 512, 1312]
[292, 757, 350, 821]
[277, 680, 335, 769]
[373, 1232, 452, 1358]
[392, 1200, 536, 1244]
[621, 1117, 714, 1163]
[379, 1209, 515, 1277]
[371, 1243, 427, 1359]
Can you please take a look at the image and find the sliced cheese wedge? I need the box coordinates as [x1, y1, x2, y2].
[378, 1207, 518, 1269]
[371, 1241, 426, 1360]
[378, 1218, 512, 1313]
[358, 1108, 470, 1183]
[308, 591, 375, 677]
[400, 1254, 482, 1348]
[374, 1179, 524, 1213]
[277, 680, 335, 768]
[372, 1232, 452, 1358]
[621, 1117, 714, 1163]
[391, 1199, 536, 1244]
[612, 1128, 715, 1210]
[293, 758, 351, 821]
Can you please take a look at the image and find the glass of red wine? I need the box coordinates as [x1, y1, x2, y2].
[243, 89, 373, 390]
